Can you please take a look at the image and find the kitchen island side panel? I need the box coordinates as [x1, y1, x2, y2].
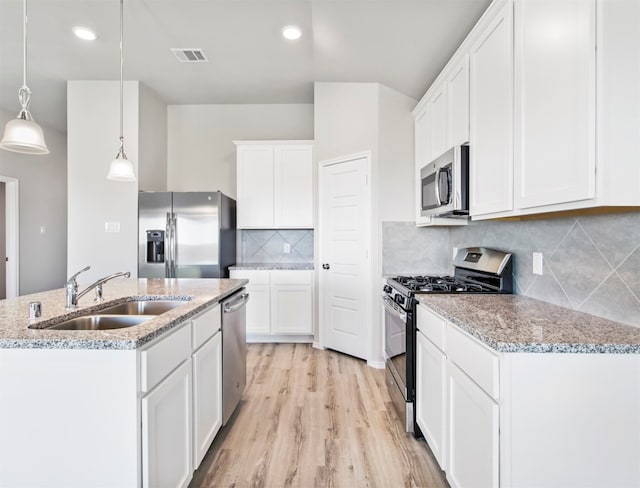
[0, 348, 139, 487]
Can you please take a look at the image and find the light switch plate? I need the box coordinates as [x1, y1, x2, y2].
[532, 252, 543, 275]
[105, 222, 121, 233]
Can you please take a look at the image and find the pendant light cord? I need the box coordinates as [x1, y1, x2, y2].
[119, 0, 124, 143]
[22, 0, 27, 89]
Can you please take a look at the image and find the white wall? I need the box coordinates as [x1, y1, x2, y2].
[139, 83, 168, 192]
[67, 81, 139, 284]
[167, 104, 314, 197]
[0, 107, 67, 295]
[313, 83, 379, 164]
[378, 85, 416, 222]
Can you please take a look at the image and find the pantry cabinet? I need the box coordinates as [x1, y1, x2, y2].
[235, 141, 314, 229]
[513, 0, 596, 210]
[230, 269, 314, 339]
[469, 0, 514, 217]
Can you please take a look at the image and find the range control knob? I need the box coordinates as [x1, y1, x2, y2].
[395, 295, 405, 306]
[383, 285, 392, 293]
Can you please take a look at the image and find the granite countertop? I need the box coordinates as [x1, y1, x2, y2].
[417, 294, 640, 354]
[0, 278, 248, 351]
[230, 263, 314, 271]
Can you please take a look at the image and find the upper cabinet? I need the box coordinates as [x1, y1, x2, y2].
[413, 50, 471, 227]
[513, 0, 596, 210]
[469, 0, 514, 217]
[414, 0, 640, 221]
[235, 141, 314, 229]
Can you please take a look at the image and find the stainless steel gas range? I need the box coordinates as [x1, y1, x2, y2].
[383, 247, 513, 436]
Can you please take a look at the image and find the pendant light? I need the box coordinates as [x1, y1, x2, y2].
[0, 0, 49, 155]
[107, 0, 136, 181]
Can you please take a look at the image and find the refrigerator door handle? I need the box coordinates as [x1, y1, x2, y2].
[172, 213, 177, 278]
[166, 212, 174, 278]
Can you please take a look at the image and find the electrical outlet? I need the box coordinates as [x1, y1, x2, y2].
[532, 252, 543, 275]
[284, 242, 291, 254]
[105, 222, 121, 233]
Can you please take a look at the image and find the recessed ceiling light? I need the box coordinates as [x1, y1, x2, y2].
[281, 25, 302, 41]
[73, 26, 97, 41]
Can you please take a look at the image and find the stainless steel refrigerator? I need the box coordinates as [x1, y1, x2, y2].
[138, 191, 236, 278]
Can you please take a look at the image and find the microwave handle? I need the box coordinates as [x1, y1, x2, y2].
[434, 171, 442, 206]
[436, 167, 450, 206]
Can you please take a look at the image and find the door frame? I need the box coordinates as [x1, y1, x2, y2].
[0, 176, 19, 298]
[317, 151, 372, 361]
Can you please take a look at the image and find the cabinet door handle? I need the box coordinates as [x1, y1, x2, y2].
[322, 263, 330, 270]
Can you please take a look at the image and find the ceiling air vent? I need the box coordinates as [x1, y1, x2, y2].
[171, 48, 208, 63]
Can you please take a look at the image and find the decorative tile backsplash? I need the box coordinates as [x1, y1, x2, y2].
[383, 211, 640, 327]
[240, 229, 314, 264]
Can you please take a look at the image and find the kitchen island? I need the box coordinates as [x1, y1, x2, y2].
[415, 294, 640, 488]
[0, 278, 247, 488]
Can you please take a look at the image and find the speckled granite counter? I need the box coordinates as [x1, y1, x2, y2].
[230, 263, 314, 270]
[417, 294, 640, 354]
[0, 278, 248, 350]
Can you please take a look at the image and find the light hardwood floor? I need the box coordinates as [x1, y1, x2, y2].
[190, 343, 448, 488]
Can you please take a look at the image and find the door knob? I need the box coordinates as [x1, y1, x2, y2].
[322, 263, 330, 270]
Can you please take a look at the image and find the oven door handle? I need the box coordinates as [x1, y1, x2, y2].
[382, 295, 407, 322]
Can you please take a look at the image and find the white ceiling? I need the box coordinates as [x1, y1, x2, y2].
[0, 0, 491, 132]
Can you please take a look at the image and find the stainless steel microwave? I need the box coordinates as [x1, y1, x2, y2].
[420, 146, 469, 217]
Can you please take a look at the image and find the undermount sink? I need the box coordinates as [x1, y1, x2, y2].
[95, 300, 187, 316]
[45, 315, 153, 331]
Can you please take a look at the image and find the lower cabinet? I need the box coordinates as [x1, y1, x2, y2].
[140, 303, 223, 488]
[192, 331, 222, 468]
[415, 329, 447, 470]
[416, 303, 640, 488]
[447, 362, 499, 488]
[230, 269, 313, 338]
[142, 360, 193, 488]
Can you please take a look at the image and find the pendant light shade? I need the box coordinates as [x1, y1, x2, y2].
[0, 0, 49, 155]
[107, 0, 135, 182]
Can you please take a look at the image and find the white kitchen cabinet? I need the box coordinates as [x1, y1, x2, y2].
[469, 0, 514, 217]
[230, 270, 271, 334]
[447, 362, 499, 488]
[271, 270, 314, 334]
[427, 83, 448, 161]
[235, 141, 314, 229]
[513, 0, 596, 210]
[230, 269, 314, 339]
[416, 329, 448, 470]
[236, 145, 275, 228]
[416, 303, 640, 488]
[446, 54, 470, 147]
[192, 330, 222, 468]
[142, 359, 193, 488]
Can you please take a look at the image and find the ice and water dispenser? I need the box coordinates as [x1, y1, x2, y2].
[146, 230, 165, 263]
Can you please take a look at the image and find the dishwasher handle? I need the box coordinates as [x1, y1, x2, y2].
[223, 292, 250, 313]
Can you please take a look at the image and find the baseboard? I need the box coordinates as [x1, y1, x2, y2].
[367, 359, 385, 369]
[246, 334, 314, 344]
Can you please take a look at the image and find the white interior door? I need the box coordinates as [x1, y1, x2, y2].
[319, 154, 370, 360]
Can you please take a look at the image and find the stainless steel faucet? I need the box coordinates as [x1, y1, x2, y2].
[65, 267, 131, 309]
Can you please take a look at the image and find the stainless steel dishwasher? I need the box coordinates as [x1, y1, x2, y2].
[221, 288, 249, 425]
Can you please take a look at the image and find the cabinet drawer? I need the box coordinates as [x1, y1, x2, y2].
[192, 305, 221, 351]
[446, 324, 499, 400]
[140, 323, 192, 393]
[230, 270, 270, 285]
[271, 270, 312, 285]
[417, 305, 446, 352]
